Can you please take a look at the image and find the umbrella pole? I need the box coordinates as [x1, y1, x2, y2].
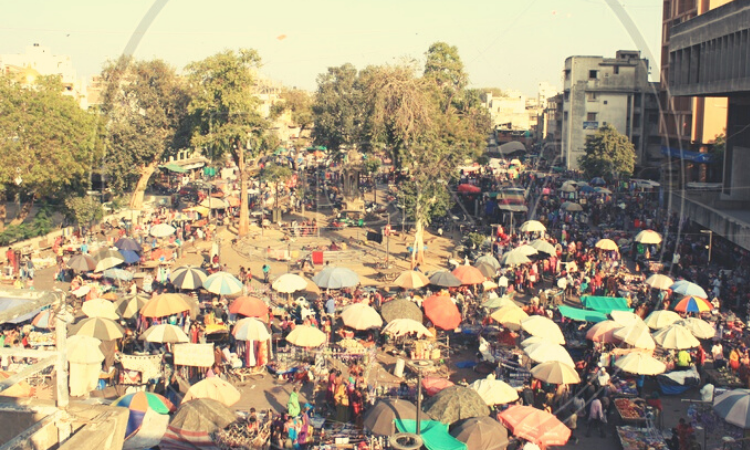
[416, 367, 422, 436]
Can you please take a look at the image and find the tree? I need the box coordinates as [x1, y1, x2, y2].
[424, 42, 467, 111]
[0, 74, 101, 230]
[99, 57, 191, 209]
[363, 157, 381, 203]
[578, 124, 636, 181]
[311, 64, 364, 152]
[186, 49, 273, 237]
[272, 89, 313, 134]
[709, 133, 725, 181]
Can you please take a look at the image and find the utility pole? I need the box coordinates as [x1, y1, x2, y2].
[700, 229, 713, 263]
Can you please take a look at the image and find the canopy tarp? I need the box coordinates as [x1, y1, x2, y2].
[558, 305, 607, 323]
[396, 419, 466, 450]
[160, 163, 188, 174]
[580, 296, 632, 315]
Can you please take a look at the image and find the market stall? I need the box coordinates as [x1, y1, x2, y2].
[614, 398, 649, 425]
[616, 426, 668, 450]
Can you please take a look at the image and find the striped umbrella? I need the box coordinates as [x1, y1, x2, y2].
[140, 324, 189, 343]
[171, 266, 209, 290]
[672, 295, 713, 313]
[115, 293, 150, 319]
[114, 237, 142, 252]
[141, 293, 193, 318]
[92, 249, 125, 272]
[32, 309, 54, 329]
[114, 392, 174, 439]
[69, 317, 124, 340]
[670, 280, 708, 299]
[203, 271, 243, 295]
[232, 318, 271, 341]
[66, 254, 96, 272]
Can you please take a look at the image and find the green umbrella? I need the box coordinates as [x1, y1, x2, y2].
[423, 385, 490, 425]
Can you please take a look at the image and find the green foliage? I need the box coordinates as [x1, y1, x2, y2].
[311, 64, 364, 151]
[398, 179, 451, 226]
[578, 124, 636, 181]
[0, 206, 56, 245]
[262, 163, 293, 183]
[99, 57, 191, 193]
[711, 133, 725, 164]
[480, 88, 508, 98]
[363, 157, 381, 176]
[467, 232, 486, 249]
[276, 89, 313, 132]
[64, 196, 103, 228]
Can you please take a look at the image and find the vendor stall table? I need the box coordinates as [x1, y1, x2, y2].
[704, 367, 744, 389]
[612, 378, 639, 397]
[616, 426, 668, 450]
[614, 398, 648, 425]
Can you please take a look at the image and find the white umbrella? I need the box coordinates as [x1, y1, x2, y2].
[614, 352, 667, 375]
[232, 317, 271, 341]
[272, 273, 308, 294]
[651, 324, 700, 349]
[150, 224, 176, 237]
[520, 336, 546, 348]
[634, 230, 662, 244]
[614, 322, 655, 350]
[676, 318, 716, 340]
[529, 239, 556, 255]
[643, 310, 681, 330]
[531, 361, 581, 384]
[382, 319, 433, 338]
[515, 245, 538, 257]
[81, 298, 119, 320]
[610, 310, 643, 327]
[470, 376, 519, 405]
[645, 274, 674, 291]
[341, 303, 383, 330]
[524, 342, 575, 367]
[499, 249, 531, 266]
[521, 315, 565, 345]
[200, 197, 229, 209]
[519, 220, 546, 233]
[713, 389, 750, 429]
[140, 324, 189, 343]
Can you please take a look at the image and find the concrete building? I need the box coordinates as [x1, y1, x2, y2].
[482, 90, 532, 131]
[560, 51, 658, 170]
[0, 44, 87, 108]
[667, 0, 750, 251]
[539, 93, 564, 163]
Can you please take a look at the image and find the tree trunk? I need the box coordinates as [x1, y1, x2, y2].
[129, 162, 160, 210]
[0, 195, 5, 233]
[9, 196, 34, 226]
[411, 219, 426, 268]
[238, 146, 249, 237]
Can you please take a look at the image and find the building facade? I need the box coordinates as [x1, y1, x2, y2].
[561, 51, 658, 170]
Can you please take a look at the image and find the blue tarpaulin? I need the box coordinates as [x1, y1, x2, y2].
[660, 146, 714, 164]
[558, 305, 608, 323]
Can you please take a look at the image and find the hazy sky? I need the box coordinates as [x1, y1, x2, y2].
[1, 0, 662, 96]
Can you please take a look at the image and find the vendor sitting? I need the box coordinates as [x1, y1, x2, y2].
[676, 349, 693, 369]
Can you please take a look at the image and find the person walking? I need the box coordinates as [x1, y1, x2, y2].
[262, 264, 271, 283]
[586, 395, 607, 438]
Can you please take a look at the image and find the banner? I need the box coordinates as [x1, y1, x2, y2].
[174, 343, 214, 367]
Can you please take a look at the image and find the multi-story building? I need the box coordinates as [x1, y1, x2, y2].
[539, 93, 564, 163]
[482, 90, 531, 131]
[560, 51, 658, 170]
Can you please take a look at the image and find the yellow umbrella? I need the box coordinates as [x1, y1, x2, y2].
[286, 325, 326, 348]
[490, 305, 529, 331]
[393, 271, 430, 290]
[595, 239, 619, 251]
[610, 310, 643, 327]
[634, 230, 662, 244]
[341, 303, 383, 330]
[520, 316, 565, 345]
[524, 342, 575, 367]
[140, 293, 193, 318]
[644, 310, 681, 330]
[82, 298, 119, 320]
[183, 377, 241, 407]
[531, 361, 581, 384]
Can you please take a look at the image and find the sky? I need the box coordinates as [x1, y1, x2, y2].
[0, 0, 663, 97]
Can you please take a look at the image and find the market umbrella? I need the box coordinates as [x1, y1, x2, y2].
[382, 319, 433, 338]
[498, 405, 571, 447]
[672, 295, 712, 313]
[594, 187, 612, 194]
[103, 268, 134, 281]
[520, 315, 565, 345]
[644, 310, 682, 330]
[115, 293, 149, 319]
[183, 377, 241, 406]
[312, 266, 359, 289]
[634, 229, 662, 244]
[482, 280, 498, 291]
[69, 317, 124, 340]
[676, 318, 716, 340]
[423, 377, 455, 396]
[590, 177, 606, 186]
[232, 317, 271, 341]
[452, 266, 486, 285]
[114, 392, 175, 439]
[286, 325, 326, 348]
[651, 323, 700, 349]
[272, 273, 308, 293]
[380, 299, 423, 323]
[520, 336, 546, 348]
[614, 352, 667, 375]
[341, 303, 383, 330]
[474, 262, 497, 279]
[670, 280, 708, 299]
[561, 202, 583, 212]
[0, 371, 33, 398]
[364, 398, 421, 436]
[422, 295, 462, 330]
[499, 249, 531, 266]
[559, 184, 576, 193]
[482, 296, 518, 310]
[229, 296, 269, 319]
[67, 254, 96, 272]
[115, 237, 142, 252]
[519, 220, 546, 233]
[170, 266, 208, 290]
[614, 322, 656, 350]
[162, 399, 237, 450]
[81, 298, 119, 320]
[150, 224, 176, 237]
[595, 239, 619, 251]
[119, 250, 141, 265]
[66, 335, 104, 364]
[92, 249, 125, 272]
[393, 271, 430, 290]
[529, 239, 556, 255]
[585, 320, 622, 343]
[610, 310, 643, 326]
[200, 197, 228, 209]
[490, 305, 529, 331]
[203, 271, 243, 295]
[140, 324, 189, 344]
[713, 389, 750, 429]
[423, 385, 490, 425]
[530, 361, 580, 384]
[140, 293, 193, 318]
[523, 342, 575, 367]
[645, 274, 674, 290]
[450, 416, 509, 450]
[429, 271, 462, 288]
[515, 245, 538, 257]
[32, 309, 54, 329]
[475, 254, 501, 271]
[469, 376, 519, 406]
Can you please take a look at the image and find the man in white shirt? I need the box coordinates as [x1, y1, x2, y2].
[586, 396, 607, 438]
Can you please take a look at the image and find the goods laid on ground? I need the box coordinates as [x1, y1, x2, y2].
[616, 426, 668, 450]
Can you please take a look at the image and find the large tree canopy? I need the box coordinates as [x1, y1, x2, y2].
[578, 124, 636, 181]
[99, 57, 190, 209]
[311, 63, 364, 152]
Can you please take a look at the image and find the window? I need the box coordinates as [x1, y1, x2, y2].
[563, 112, 568, 122]
[603, 100, 608, 105]
[634, 95, 642, 107]
[632, 136, 640, 147]
[587, 112, 598, 121]
[633, 113, 641, 124]
[564, 91, 570, 101]
[586, 92, 597, 102]
[614, 65, 619, 74]
[589, 70, 598, 79]
[564, 69, 571, 80]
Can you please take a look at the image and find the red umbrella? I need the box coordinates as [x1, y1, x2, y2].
[498, 405, 571, 447]
[452, 266, 485, 285]
[457, 184, 481, 194]
[422, 377, 454, 396]
[423, 295, 461, 330]
[229, 297, 269, 321]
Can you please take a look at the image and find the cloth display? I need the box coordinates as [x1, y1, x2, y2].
[69, 363, 101, 397]
[120, 354, 162, 382]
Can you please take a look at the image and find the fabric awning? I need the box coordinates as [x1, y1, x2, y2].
[160, 163, 188, 174]
[580, 296, 632, 315]
[396, 419, 466, 450]
[660, 146, 714, 164]
[558, 305, 608, 323]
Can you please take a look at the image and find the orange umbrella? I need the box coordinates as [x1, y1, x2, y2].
[673, 296, 712, 313]
[422, 377, 454, 396]
[229, 297, 269, 321]
[423, 295, 461, 330]
[452, 266, 485, 285]
[498, 405, 571, 447]
[586, 320, 622, 343]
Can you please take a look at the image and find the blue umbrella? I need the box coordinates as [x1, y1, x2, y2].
[579, 185, 596, 193]
[103, 268, 134, 281]
[670, 280, 708, 299]
[312, 267, 360, 289]
[203, 271, 243, 295]
[0, 298, 40, 324]
[119, 250, 141, 265]
[590, 177, 606, 186]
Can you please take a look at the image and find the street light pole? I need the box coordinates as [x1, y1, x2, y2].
[701, 229, 713, 263]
